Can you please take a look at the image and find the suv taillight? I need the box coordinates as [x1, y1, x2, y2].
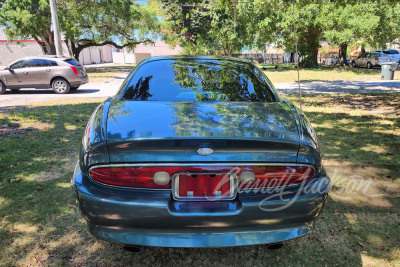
[69, 66, 79, 76]
[89, 166, 315, 188]
[375, 57, 378, 61]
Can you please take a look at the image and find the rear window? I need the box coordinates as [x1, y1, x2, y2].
[64, 59, 81, 66]
[30, 59, 58, 67]
[376, 50, 399, 55]
[121, 59, 276, 102]
[372, 52, 386, 57]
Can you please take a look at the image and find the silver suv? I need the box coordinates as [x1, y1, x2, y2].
[0, 56, 89, 94]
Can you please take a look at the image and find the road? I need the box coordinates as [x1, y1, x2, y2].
[1, 77, 400, 109]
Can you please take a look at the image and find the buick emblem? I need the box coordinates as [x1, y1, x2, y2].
[197, 147, 214, 156]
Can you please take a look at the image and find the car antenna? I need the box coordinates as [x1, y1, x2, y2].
[292, 2, 302, 114]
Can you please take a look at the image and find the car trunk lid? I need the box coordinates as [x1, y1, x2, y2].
[106, 101, 300, 163]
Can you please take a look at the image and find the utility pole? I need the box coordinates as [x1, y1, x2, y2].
[49, 0, 63, 56]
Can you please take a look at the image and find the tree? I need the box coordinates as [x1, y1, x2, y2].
[155, 0, 213, 54]
[0, 0, 160, 61]
[323, 4, 400, 66]
[0, 0, 57, 54]
[255, 1, 400, 67]
[59, 0, 160, 61]
[158, 0, 263, 56]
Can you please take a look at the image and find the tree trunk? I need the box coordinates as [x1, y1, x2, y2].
[34, 35, 56, 55]
[302, 46, 318, 68]
[289, 52, 294, 63]
[65, 39, 81, 62]
[339, 42, 348, 66]
[39, 30, 56, 55]
[300, 27, 321, 68]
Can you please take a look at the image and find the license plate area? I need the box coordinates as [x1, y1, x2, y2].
[172, 172, 237, 201]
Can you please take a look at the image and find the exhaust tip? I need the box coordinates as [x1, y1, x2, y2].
[266, 242, 284, 250]
[123, 244, 141, 252]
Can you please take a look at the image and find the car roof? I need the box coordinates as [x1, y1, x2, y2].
[19, 56, 71, 61]
[375, 49, 399, 54]
[144, 55, 252, 65]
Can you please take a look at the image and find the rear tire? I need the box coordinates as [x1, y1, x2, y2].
[0, 82, 6, 95]
[367, 62, 372, 69]
[52, 78, 70, 94]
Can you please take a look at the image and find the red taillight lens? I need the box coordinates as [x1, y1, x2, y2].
[89, 166, 315, 189]
[90, 167, 173, 189]
[375, 57, 378, 61]
[69, 66, 79, 76]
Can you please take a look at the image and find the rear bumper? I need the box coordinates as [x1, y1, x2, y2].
[70, 76, 89, 87]
[88, 223, 313, 247]
[71, 162, 330, 247]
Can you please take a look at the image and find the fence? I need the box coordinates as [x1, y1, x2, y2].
[233, 53, 285, 64]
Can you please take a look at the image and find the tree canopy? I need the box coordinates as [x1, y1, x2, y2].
[158, 0, 400, 66]
[1, 0, 399, 66]
[0, 0, 160, 60]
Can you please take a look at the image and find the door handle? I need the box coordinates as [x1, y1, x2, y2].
[23, 72, 28, 75]
[46, 69, 51, 72]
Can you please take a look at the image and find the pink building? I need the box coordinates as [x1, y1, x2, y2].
[134, 41, 182, 57]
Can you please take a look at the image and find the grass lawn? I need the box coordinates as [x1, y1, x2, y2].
[86, 64, 135, 82]
[0, 93, 399, 266]
[259, 63, 398, 83]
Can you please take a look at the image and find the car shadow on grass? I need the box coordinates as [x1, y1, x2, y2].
[0, 99, 399, 265]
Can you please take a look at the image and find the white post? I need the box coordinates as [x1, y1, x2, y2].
[49, 0, 63, 56]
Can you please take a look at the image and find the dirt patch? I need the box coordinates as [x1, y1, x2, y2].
[0, 119, 53, 137]
[325, 163, 400, 213]
[35, 156, 77, 182]
[309, 94, 400, 116]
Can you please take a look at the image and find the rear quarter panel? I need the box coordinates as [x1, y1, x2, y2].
[79, 98, 112, 176]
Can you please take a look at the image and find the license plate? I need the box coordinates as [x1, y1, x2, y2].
[172, 173, 237, 201]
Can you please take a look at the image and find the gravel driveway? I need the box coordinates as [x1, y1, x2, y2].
[1, 76, 400, 109]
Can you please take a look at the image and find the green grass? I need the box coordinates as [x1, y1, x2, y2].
[259, 63, 395, 83]
[86, 64, 135, 82]
[0, 94, 399, 266]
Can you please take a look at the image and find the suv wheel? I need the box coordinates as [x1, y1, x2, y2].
[367, 62, 372, 69]
[52, 78, 70, 94]
[0, 82, 6, 95]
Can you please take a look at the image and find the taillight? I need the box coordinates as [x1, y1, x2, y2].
[89, 165, 315, 188]
[237, 166, 315, 188]
[375, 57, 378, 61]
[69, 66, 79, 76]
